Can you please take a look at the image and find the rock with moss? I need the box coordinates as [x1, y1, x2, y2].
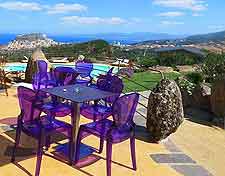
[146, 79, 184, 142]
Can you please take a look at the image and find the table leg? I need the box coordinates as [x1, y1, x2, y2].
[93, 100, 98, 122]
[70, 102, 80, 165]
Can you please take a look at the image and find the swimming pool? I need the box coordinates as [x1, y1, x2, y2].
[3, 63, 118, 78]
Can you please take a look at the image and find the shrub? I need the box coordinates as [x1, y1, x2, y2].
[157, 51, 204, 66]
[176, 77, 196, 95]
[201, 53, 225, 83]
[186, 72, 204, 85]
[138, 56, 158, 68]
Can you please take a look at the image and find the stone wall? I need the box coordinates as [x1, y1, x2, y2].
[211, 80, 225, 117]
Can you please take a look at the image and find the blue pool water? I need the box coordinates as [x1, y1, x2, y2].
[3, 63, 118, 78]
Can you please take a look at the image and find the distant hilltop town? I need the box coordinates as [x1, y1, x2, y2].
[2, 33, 59, 51]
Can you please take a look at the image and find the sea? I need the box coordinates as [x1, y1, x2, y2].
[0, 34, 133, 45]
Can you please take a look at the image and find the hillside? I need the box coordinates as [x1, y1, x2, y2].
[1, 33, 58, 51]
[185, 30, 225, 43]
[134, 30, 225, 46]
[42, 39, 111, 60]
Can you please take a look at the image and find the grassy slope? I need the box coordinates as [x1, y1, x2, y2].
[123, 71, 181, 92]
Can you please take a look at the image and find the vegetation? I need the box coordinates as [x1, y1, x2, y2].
[123, 71, 181, 92]
[0, 40, 112, 62]
[0, 50, 33, 62]
[137, 55, 158, 68]
[135, 50, 204, 68]
[176, 76, 197, 95]
[43, 40, 111, 61]
[186, 72, 204, 85]
[156, 51, 203, 66]
[1, 38, 207, 66]
[201, 53, 225, 83]
[112, 48, 149, 61]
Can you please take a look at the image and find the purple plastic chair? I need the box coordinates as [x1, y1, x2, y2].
[88, 67, 114, 89]
[11, 86, 72, 176]
[80, 74, 124, 121]
[32, 60, 56, 90]
[37, 60, 48, 73]
[75, 93, 139, 176]
[37, 66, 79, 118]
[54, 66, 78, 86]
[33, 65, 75, 118]
[75, 60, 93, 85]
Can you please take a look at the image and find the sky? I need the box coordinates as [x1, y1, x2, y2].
[0, 0, 224, 35]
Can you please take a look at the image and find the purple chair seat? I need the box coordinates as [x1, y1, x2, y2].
[22, 115, 71, 138]
[80, 119, 132, 143]
[80, 104, 112, 121]
[32, 72, 57, 90]
[80, 74, 123, 122]
[75, 79, 91, 85]
[39, 102, 72, 117]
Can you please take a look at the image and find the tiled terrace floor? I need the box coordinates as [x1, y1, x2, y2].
[0, 88, 224, 176]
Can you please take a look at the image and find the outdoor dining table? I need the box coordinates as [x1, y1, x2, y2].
[41, 84, 117, 163]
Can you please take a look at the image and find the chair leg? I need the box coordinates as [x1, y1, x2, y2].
[98, 137, 104, 154]
[35, 135, 45, 176]
[11, 126, 22, 162]
[130, 136, 137, 170]
[45, 136, 51, 150]
[106, 141, 112, 176]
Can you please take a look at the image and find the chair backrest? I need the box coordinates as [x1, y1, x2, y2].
[54, 66, 78, 86]
[112, 93, 139, 127]
[75, 60, 93, 78]
[37, 60, 48, 73]
[33, 60, 49, 90]
[17, 86, 41, 122]
[97, 67, 114, 80]
[97, 75, 124, 104]
[107, 67, 114, 75]
[32, 72, 51, 90]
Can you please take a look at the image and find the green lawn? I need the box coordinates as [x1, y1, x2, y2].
[123, 71, 181, 93]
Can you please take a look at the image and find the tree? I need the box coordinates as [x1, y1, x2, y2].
[201, 53, 225, 83]
[138, 56, 158, 68]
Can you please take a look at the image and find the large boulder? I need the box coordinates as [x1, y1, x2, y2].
[146, 79, 184, 142]
[25, 48, 52, 83]
[192, 83, 211, 110]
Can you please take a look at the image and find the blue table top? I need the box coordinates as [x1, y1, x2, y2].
[41, 84, 117, 103]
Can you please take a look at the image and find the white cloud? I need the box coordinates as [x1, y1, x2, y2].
[47, 3, 87, 14]
[0, 1, 42, 11]
[157, 11, 185, 17]
[192, 13, 203, 16]
[153, 0, 208, 11]
[161, 20, 184, 25]
[61, 16, 128, 25]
